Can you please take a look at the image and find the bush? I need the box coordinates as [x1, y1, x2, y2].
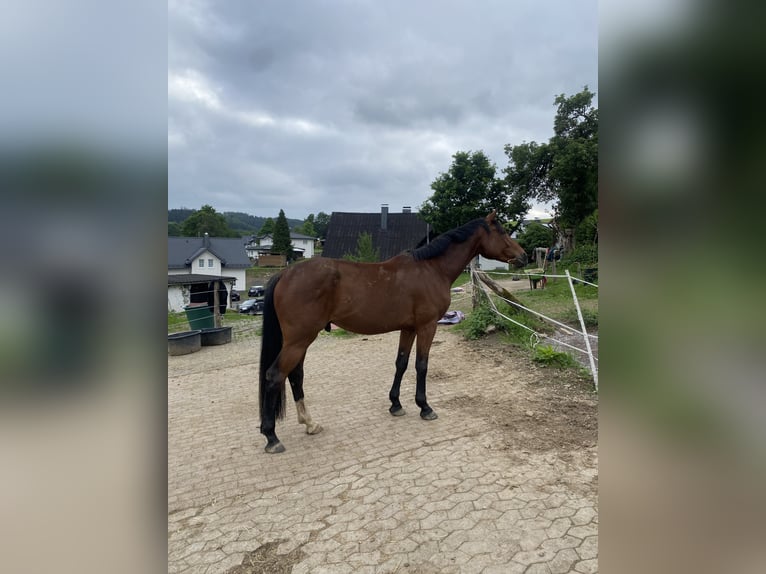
[574, 209, 598, 245]
[559, 243, 598, 267]
[454, 303, 499, 340]
[455, 300, 547, 346]
[532, 345, 580, 369]
[562, 307, 599, 329]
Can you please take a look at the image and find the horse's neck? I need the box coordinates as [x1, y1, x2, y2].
[435, 233, 482, 283]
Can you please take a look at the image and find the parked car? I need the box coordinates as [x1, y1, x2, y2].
[230, 290, 241, 302]
[248, 285, 265, 297]
[239, 298, 264, 315]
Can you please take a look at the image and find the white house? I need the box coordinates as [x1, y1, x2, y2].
[168, 234, 251, 309]
[246, 232, 316, 260]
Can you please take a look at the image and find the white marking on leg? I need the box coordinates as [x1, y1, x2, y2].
[295, 398, 322, 434]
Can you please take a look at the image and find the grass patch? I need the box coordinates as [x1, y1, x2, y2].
[454, 300, 548, 345]
[245, 267, 281, 289]
[532, 344, 580, 369]
[323, 326, 356, 338]
[452, 271, 471, 289]
[562, 307, 599, 329]
[168, 312, 190, 333]
[514, 278, 598, 326]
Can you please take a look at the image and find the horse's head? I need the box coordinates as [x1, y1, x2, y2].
[480, 211, 528, 268]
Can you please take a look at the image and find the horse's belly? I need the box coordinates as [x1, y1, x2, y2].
[332, 303, 444, 335]
[333, 312, 407, 335]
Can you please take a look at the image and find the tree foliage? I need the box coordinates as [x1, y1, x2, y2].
[313, 211, 330, 239]
[259, 217, 275, 236]
[505, 87, 598, 232]
[294, 214, 317, 237]
[272, 209, 293, 257]
[343, 232, 380, 262]
[179, 205, 237, 237]
[516, 222, 555, 254]
[420, 151, 521, 234]
[574, 209, 598, 245]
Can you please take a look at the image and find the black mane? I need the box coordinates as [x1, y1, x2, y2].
[412, 218, 499, 261]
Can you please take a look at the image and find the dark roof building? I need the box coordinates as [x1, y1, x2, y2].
[168, 234, 251, 270]
[322, 205, 433, 261]
[167, 273, 236, 286]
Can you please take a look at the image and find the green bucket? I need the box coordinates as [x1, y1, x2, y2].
[184, 304, 215, 330]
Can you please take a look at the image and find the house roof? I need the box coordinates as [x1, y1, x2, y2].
[322, 211, 432, 261]
[168, 236, 252, 269]
[167, 274, 236, 286]
[251, 231, 316, 243]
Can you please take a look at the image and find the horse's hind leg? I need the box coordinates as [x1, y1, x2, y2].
[288, 356, 323, 435]
[262, 344, 309, 453]
[389, 330, 415, 416]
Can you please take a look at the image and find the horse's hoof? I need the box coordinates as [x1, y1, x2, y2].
[390, 407, 406, 417]
[265, 441, 286, 454]
[306, 423, 323, 435]
[420, 410, 438, 421]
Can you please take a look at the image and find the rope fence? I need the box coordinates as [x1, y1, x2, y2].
[469, 265, 598, 389]
[168, 285, 263, 340]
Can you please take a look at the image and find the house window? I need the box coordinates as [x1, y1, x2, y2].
[208, 259, 214, 267]
[198, 259, 204, 268]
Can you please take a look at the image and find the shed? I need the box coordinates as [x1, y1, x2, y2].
[168, 274, 237, 313]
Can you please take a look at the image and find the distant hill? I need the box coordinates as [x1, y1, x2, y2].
[168, 209, 303, 237]
[168, 208, 195, 223]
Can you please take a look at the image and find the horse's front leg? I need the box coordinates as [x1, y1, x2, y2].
[415, 323, 438, 420]
[389, 329, 415, 416]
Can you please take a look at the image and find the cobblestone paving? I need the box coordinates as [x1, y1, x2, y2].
[169, 329, 598, 573]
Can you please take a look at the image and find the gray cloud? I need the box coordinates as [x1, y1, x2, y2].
[169, 0, 597, 219]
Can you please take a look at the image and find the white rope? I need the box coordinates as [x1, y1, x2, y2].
[483, 270, 599, 288]
[474, 278, 596, 359]
[482, 287, 598, 341]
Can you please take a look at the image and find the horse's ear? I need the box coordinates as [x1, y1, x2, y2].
[486, 211, 497, 222]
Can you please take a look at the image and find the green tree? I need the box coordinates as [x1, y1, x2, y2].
[343, 232, 380, 262]
[259, 217, 275, 236]
[505, 87, 598, 234]
[419, 150, 521, 234]
[516, 222, 555, 254]
[574, 209, 598, 245]
[313, 211, 330, 239]
[168, 221, 181, 236]
[272, 209, 293, 258]
[180, 205, 236, 237]
[296, 214, 317, 237]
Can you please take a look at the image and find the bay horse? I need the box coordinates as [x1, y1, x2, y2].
[259, 211, 527, 453]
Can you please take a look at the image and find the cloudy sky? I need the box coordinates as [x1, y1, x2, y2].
[168, 0, 597, 221]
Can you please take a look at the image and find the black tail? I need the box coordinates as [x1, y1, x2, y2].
[259, 274, 286, 423]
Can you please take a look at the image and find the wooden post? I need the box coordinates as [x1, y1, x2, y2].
[474, 269, 530, 314]
[213, 281, 222, 328]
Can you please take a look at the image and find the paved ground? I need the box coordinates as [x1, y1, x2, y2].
[168, 327, 598, 574]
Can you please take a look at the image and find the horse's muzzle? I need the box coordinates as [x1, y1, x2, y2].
[510, 252, 528, 268]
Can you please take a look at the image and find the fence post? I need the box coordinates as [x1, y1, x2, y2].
[470, 263, 479, 309]
[213, 282, 222, 328]
[565, 270, 598, 390]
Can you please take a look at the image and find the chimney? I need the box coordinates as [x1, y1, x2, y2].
[402, 206, 411, 214]
[381, 204, 388, 230]
[203, 232, 210, 248]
